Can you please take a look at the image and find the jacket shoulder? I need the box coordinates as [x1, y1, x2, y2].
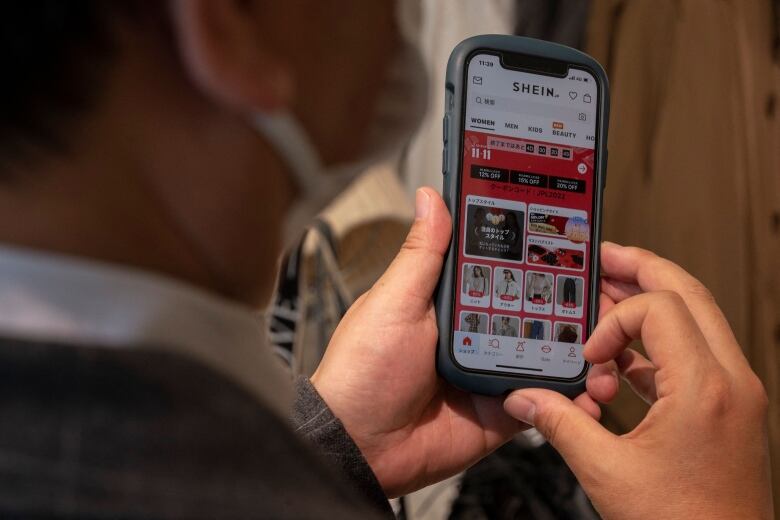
[0, 337, 384, 519]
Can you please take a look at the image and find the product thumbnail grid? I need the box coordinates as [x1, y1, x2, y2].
[452, 130, 595, 376]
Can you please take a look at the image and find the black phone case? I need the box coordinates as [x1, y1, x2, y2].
[435, 35, 610, 398]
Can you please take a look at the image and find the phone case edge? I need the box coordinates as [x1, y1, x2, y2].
[435, 35, 611, 398]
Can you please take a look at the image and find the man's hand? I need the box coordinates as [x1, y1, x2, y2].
[504, 243, 773, 519]
[311, 188, 606, 497]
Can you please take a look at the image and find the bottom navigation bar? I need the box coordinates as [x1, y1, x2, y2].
[453, 331, 585, 378]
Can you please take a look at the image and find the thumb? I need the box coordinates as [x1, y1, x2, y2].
[504, 388, 615, 470]
[368, 187, 452, 317]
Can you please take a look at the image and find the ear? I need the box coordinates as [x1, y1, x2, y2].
[168, 0, 293, 111]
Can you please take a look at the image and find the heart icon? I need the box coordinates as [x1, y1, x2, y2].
[569, 91, 578, 100]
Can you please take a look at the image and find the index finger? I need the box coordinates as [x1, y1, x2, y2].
[584, 290, 719, 398]
[600, 242, 748, 372]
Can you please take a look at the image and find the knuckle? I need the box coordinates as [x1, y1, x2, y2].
[400, 232, 427, 253]
[628, 246, 664, 272]
[685, 280, 717, 304]
[536, 407, 567, 446]
[652, 289, 686, 309]
[744, 374, 770, 417]
[697, 374, 734, 419]
[399, 229, 443, 264]
[648, 255, 717, 304]
[624, 245, 656, 262]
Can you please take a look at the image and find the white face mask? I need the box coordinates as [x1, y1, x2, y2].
[251, 1, 428, 248]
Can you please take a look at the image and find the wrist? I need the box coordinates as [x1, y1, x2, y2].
[295, 376, 393, 507]
[309, 373, 400, 495]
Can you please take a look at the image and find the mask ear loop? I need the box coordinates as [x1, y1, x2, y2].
[395, 0, 424, 46]
[251, 112, 324, 195]
[251, 111, 345, 249]
[251, 110, 379, 247]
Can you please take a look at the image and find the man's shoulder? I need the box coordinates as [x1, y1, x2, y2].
[0, 337, 384, 519]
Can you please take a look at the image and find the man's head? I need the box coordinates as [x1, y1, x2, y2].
[0, 0, 410, 304]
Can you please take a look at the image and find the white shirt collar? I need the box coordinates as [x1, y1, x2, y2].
[0, 244, 292, 416]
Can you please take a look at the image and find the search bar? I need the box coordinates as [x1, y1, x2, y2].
[474, 94, 591, 124]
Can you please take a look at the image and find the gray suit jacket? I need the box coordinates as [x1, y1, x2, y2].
[0, 337, 393, 519]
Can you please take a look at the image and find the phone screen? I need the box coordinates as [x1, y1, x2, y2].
[451, 52, 599, 380]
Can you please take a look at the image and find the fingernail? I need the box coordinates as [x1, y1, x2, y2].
[602, 240, 619, 248]
[415, 189, 431, 220]
[505, 395, 536, 426]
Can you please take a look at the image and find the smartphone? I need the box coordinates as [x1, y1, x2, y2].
[436, 35, 609, 397]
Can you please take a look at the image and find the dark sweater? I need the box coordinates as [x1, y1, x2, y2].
[0, 337, 393, 519]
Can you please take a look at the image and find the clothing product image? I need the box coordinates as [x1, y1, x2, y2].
[493, 321, 518, 337]
[563, 277, 577, 306]
[524, 320, 545, 340]
[495, 279, 522, 300]
[466, 274, 488, 296]
[464, 313, 482, 333]
[526, 273, 552, 303]
[556, 324, 579, 343]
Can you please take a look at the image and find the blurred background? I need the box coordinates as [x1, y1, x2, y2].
[274, 0, 780, 518]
